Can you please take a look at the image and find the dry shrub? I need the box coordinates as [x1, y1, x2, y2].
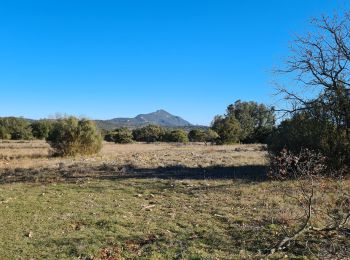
[268, 148, 328, 180]
[268, 148, 350, 256]
[47, 117, 102, 156]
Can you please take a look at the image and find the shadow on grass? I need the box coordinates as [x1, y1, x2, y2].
[0, 163, 267, 184]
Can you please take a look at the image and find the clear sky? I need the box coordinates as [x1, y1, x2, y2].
[0, 0, 348, 125]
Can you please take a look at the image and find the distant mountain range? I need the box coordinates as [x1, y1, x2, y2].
[95, 109, 205, 130]
[1, 110, 208, 131]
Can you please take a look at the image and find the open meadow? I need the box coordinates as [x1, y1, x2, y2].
[0, 141, 349, 259]
[2, 1, 350, 259]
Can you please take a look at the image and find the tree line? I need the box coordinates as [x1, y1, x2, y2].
[0, 90, 348, 171]
[104, 125, 219, 144]
[0, 100, 276, 147]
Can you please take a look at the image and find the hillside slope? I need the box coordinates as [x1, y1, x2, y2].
[95, 109, 193, 130]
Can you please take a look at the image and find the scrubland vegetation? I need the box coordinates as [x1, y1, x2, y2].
[1, 10, 350, 260]
[1, 141, 349, 259]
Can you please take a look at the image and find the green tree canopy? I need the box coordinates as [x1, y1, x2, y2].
[164, 129, 189, 143]
[268, 87, 350, 169]
[188, 129, 206, 142]
[0, 117, 33, 140]
[211, 100, 274, 144]
[188, 129, 219, 144]
[211, 115, 241, 144]
[132, 125, 165, 142]
[105, 128, 133, 144]
[31, 120, 53, 140]
[0, 126, 11, 140]
[227, 100, 275, 142]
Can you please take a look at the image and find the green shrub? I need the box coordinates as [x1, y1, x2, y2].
[188, 129, 219, 143]
[245, 126, 274, 144]
[104, 132, 115, 142]
[105, 128, 133, 144]
[211, 100, 275, 144]
[211, 116, 241, 144]
[188, 129, 206, 142]
[0, 117, 33, 140]
[0, 126, 11, 140]
[132, 125, 165, 142]
[47, 117, 102, 156]
[31, 120, 53, 140]
[227, 100, 275, 142]
[164, 129, 189, 143]
[205, 129, 220, 144]
[268, 114, 322, 154]
[267, 111, 348, 169]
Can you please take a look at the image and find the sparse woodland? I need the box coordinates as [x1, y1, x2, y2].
[0, 10, 349, 260]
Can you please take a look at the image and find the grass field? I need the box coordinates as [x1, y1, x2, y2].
[0, 141, 349, 259]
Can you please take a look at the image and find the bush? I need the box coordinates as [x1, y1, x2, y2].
[31, 120, 53, 139]
[188, 129, 206, 142]
[204, 129, 220, 144]
[105, 128, 133, 144]
[280, 85, 349, 170]
[188, 129, 219, 144]
[268, 114, 320, 154]
[211, 100, 275, 144]
[104, 132, 115, 142]
[47, 117, 102, 156]
[274, 9, 350, 171]
[267, 110, 348, 169]
[164, 129, 189, 143]
[0, 126, 11, 140]
[211, 116, 241, 144]
[226, 100, 275, 142]
[0, 117, 33, 140]
[268, 148, 328, 180]
[245, 126, 274, 144]
[132, 125, 165, 142]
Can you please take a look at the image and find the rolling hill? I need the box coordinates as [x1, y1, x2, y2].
[95, 110, 198, 130]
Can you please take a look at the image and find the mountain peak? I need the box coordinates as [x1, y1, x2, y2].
[97, 110, 192, 130]
[134, 110, 191, 126]
[146, 109, 172, 117]
[137, 109, 169, 116]
[155, 109, 168, 114]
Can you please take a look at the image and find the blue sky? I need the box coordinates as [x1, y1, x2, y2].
[0, 1, 348, 125]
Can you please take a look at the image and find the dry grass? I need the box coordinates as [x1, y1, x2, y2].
[0, 141, 348, 259]
[0, 141, 267, 171]
[0, 140, 50, 160]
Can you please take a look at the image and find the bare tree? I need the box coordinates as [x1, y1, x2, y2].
[277, 12, 350, 111]
[274, 11, 350, 169]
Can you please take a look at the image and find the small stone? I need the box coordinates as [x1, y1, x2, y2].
[25, 231, 33, 238]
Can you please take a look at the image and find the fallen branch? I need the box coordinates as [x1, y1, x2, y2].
[270, 187, 314, 254]
[141, 204, 156, 210]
